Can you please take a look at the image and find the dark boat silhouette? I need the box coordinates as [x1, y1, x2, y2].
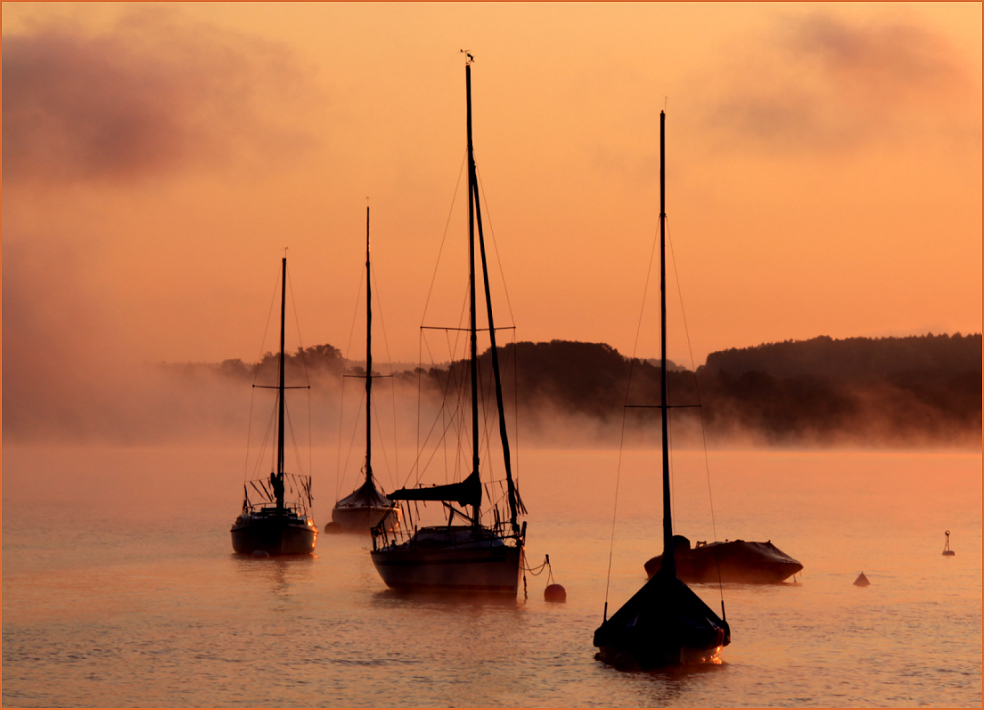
[594, 111, 730, 669]
[369, 57, 527, 593]
[231, 257, 318, 556]
[330, 207, 402, 533]
[644, 536, 803, 584]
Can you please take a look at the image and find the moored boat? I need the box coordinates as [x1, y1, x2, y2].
[370, 56, 527, 594]
[330, 206, 402, 533]
[644, 536, 804, 584]
[593, 110, 730, 668]
[231, 256, 317, 556]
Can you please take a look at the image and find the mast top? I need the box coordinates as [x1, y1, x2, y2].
[460, 49, 474, 65]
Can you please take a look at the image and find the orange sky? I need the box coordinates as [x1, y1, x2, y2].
[4, 3, 981, 376]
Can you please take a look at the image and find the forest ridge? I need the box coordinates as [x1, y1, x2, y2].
[202, 333, 981, 447]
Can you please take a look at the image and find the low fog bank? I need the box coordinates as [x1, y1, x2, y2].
[3, 335, 980, 449]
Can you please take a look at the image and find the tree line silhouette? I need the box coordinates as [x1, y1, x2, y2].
[181, 333, 980, 445]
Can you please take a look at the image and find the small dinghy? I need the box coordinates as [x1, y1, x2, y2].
[644, 536, 803, 584]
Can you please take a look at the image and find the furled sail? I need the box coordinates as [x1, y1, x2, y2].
[388, 470, 482, 509]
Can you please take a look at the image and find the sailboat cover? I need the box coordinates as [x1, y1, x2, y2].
[335, 476, 394, 509]
[594, 569, 730, 668]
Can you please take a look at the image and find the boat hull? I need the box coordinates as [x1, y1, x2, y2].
[595, 642, 724, 670]
[645, 539, 803, 584]
[371, 527, 523, 593]
[231, 513, 318, 555]
[331, 504, 401, 532]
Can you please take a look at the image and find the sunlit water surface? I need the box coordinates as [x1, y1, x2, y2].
[3, 446, 981, 707]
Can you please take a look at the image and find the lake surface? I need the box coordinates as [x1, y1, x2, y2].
[3, 446, 981, 707]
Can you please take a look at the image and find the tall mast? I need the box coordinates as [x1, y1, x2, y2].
[365, 206, 373, 488]
[466, 61, 481, 524]
[277, 256, 287, 513]
[471, 154, 519, 532]
[659, 110, 675, 576]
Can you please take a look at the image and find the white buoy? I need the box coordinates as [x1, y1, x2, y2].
[252, 549, 270, 558]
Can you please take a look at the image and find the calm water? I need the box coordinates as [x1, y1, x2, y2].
[3, 446, 981, 707]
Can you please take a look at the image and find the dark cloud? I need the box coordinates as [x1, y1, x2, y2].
[700, 12, 979, 153]
[2, 7, 321, 184]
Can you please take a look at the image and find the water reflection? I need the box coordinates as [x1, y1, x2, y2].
[634, 659, 729, 706]
[231, 553, 316, 603]
[370, 587, 524, 612]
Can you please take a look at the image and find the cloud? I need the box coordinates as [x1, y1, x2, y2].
[699, 12, 980, 154]
[2, 7, 322, 184]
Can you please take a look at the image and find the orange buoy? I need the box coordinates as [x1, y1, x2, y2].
[854, 572, 870, 587]
[544, 583, 567, 603]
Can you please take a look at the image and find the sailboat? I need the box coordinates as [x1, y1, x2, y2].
[330, 207, 403, 533]
[231, 257, 318, 556]
[593, 111, 730, 668]
[369, 58, 527, 593]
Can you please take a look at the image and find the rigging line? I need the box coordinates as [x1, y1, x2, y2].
[335, 361, 347, 503]
[252, 403, 277, 481]
[308, 385, 313, 498]
[623, 225, 662, 424]
[421, 149, 468, 326]
[285, 402, 305, 480]
[285, 262, 313, 484]
[402, 335, 449, 489]
[344, 270, 365, 375]
[371, 390, 395, 487]
[253, 261, 282, 388]
[285, 263, 310, 385]
[511, 330, 520, 496]
[445, 304, 468, 484]
[412, 353, 429, 490]
[605, 201, 662, 617]
[369, 263, 401, 486]
[400, 339, 450, 490]
[247, 261, 283, 484]
[604, 403, 631, 618]
[340, 389, 368, 492]
[416, 332, 423, 488]
[337, 269, 366, 500]
[666, 215, 724, 604]
[475, 166, 517, 328]
[413, 398, 462, 491]
[442, 330, 456, 487]
[271, 392, 278, 475]
[668, 398, 676, 523]
[243, 374, 258, 484]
